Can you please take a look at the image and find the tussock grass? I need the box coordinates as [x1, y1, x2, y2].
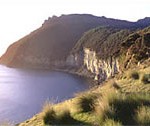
[135, 106, 150, 125]
[107, 93, 150, 125]
[43, 109, 90, 125]
[94, 87, 150, 125]
[75, 93, 98, 113]
[19, 66, 150, 126]
[43, 107, 56, 125]
[102, 119, 122, 126]
[42, 101, 53, 114]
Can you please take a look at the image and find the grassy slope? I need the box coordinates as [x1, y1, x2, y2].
[19, 25, 150, 126]
[19, 61, 150, 126]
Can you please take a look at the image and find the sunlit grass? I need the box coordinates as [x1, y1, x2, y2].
[75, 93, 99, 113]
[102, 119, 122, 126]
[19, 66, 150, 126]
[135, 106, 150, 125]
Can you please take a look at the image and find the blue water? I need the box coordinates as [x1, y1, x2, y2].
[0, 65, 89, 124]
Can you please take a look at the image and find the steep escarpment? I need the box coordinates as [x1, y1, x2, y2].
[0, 15, 150, 83]
[67, 27, 150, 82]
[67, 27, 131, 82]
[0, 14, 137, 68]
[1, 14, 150, 68]
[119, 27, 150, 70]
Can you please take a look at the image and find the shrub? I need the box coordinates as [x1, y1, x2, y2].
[135, 106, 150, 125]
[141, 74, 150, 84]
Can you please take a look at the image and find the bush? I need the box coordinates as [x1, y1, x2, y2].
[142, 74, 150, 84]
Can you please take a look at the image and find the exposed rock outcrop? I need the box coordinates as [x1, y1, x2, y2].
[66, 26, 150, 83]
[66, 48, 119, 83]
[83, 48, 119, 82]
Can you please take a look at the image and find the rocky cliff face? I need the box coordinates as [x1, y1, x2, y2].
[66, 48, 119, 82]
[66, 26, 150, 83]
[83, 48, 119, 82]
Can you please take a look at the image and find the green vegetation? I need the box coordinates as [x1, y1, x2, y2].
[135, 106, 150, 125]
[17, 24, 150, 126]
[43, 109, 87, 125]
[104, 93, 150, 125]
[102, 119, 122, 126]
[18, 66, 150, 126]
[43, 107, 56, 124]
[75, 93, 98, 113]
[71, 27, 131, 59]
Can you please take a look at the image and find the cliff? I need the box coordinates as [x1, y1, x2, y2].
[0, 15, 150, 83]
[66, 27, 150, 82]
[1, 14, 150, 69]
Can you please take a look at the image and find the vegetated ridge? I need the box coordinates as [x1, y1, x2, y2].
[0, 14, 150, 125]
[18, 20, 150, 126]
[0, 14, 150, 69]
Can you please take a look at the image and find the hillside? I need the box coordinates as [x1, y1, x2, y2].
[18, 62, 150, 126]
[0, 14, 150, 68]
[71, 26, 132, 58]
[66, 26, 150, 83]
[0, 15, 150, 125]
[18, 25, 150, 126]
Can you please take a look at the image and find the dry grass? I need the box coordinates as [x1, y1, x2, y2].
[135, 106, 150, 125]
[102, 119, 122, 126]
[18, 66, 150, 126]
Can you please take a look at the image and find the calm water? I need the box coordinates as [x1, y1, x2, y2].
[0, 65, 89, 124]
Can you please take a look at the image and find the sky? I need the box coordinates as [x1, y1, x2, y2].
[0, 0, 150, 56]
